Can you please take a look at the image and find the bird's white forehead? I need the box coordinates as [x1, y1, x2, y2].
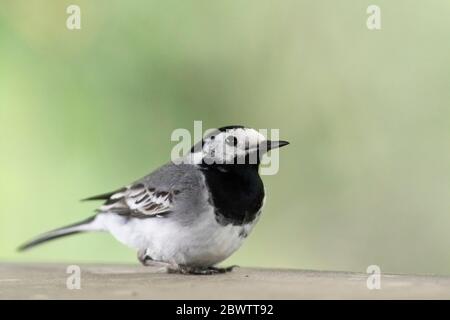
[213, 128, 266, 144]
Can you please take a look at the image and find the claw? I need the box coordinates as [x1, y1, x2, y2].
[170, 265, 238, 275]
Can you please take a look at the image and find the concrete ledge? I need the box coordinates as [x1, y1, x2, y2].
[1, 263, 450, 299]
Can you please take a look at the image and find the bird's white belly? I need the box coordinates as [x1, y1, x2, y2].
[98, 210, 257, 266]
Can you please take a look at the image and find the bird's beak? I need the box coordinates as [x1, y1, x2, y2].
[263, 140, 290, 152]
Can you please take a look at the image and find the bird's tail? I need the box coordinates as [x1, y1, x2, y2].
[18, 215, 102, 252]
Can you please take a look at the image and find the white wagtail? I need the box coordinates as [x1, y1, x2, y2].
[19, 125, 289, 274]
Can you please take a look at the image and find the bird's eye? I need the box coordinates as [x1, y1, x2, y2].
[225, 136, 238, 147]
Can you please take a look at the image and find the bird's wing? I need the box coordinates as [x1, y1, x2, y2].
[83, 163, 205, 219]
[89, 183, 178, 218]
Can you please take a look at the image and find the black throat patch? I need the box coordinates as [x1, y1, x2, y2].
[200, 163, 265, 226]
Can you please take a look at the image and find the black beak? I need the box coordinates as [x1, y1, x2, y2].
[266, 140, 290, 151]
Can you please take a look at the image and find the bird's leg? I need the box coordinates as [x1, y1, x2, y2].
[169, 265, 239, 275]
[137, 249, 173, 268]
[137, 250, 238, 274]
[137, 249, 151, 265]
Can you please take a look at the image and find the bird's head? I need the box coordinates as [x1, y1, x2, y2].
[187, 125, 289, 166]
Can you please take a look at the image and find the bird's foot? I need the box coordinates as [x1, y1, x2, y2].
[169, 265, 239, 275]
[138, 250, 239, 275]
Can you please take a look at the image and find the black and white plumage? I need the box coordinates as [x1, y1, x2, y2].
[19, 126, 289, 274]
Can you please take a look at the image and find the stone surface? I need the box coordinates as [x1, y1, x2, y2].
[1, 263, 449, 299]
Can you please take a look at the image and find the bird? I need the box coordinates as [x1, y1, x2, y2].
[18, 125, 289, 275]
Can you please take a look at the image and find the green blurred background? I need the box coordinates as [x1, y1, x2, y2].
[1, 0, 450, 275]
